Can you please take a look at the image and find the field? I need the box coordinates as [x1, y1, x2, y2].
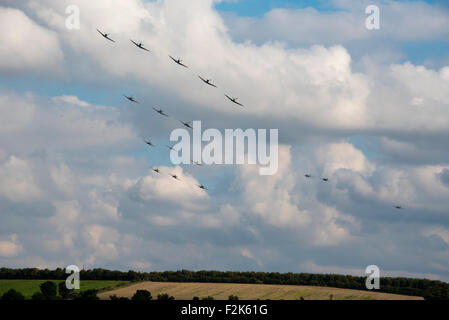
[99, 282, 424, 300]
[0, 280, 130, 299]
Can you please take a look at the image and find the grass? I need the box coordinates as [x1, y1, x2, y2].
[98, 281, 424, 300]
[0, 280, 131, 299]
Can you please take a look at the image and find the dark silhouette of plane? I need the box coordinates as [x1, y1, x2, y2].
[394, 206, 404, 210]
[179, 120, 193, 129]
[198, 184, 207, 190]
[152, 168, 160, 174]
[171, 174, 180, 181]
[198, 76, 217, 88]
[130, 39, 150, 52]
[144, 140, 155, 147]
[97, 29, 115, 42]
[152, 107, 169, 117]
[123, 95, 139, 103]
[322, 178, 329, 182]
[167, 145, 177, 152]
[169, 55, 188, 68]
[225, 94, 244, 107]
[192, 160, 203, 166]
[305, 174, 312, 178]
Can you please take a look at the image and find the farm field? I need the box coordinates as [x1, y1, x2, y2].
[99, 281, 424, 300]
[0, 280, 130, 299]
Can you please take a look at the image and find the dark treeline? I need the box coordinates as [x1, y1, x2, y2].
[1, 268, 448, 300]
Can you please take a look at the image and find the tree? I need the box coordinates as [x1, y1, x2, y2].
[31, 292, 46, 300]
[192, 296, 200, 300]
[131, 290, 152, 301]
[110, 295, 129, 301]
[202, 296, 214, 300]
[58, 281, 73, 299]
[157, 293, 175, 300]
[40, 281, 57, 299]
[1, 289, 25, 301]
[74, 289, 99, 300]
[228, 295, 239, 300]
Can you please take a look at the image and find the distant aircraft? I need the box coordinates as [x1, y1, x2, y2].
[198, 184, 207, 190]
[394, 206, 404, 210]
[198, 76, 217, 88]
[304, 174, 312, 178]
[192, 160, 203, 166]
[179, 120, 193, 129]
[152, 168, 160, 174]
[167, 145, 177, 152]
[144, 140, 155, 147]
[225, 94, 244, 107]
[171, 174, 180, 181]
[169, 55, 188, 68]
[130, 39, 150, 52]
[322, 178, 329, 182]
[123, 95, 139, 103]
[97, 29, 115, 42]
[152, 107, 169, 117]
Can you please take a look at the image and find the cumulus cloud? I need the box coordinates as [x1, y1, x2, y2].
[0, 0, 448, 281]
[0, 156, 42, 202]
[221, 0, 449, 46]
[0, 234, 23, 257]
[0, 6, 63, 74]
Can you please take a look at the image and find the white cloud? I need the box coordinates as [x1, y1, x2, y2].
[222, 0, 449, 45]
[0, 6, 63, 74]
[316, 142, 375, 177]
[0, 0, 448, 280]
[0, 156, 42, 202]
[0, 234, 23, 257]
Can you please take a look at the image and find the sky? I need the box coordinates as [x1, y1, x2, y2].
[0, 0, 449, 282]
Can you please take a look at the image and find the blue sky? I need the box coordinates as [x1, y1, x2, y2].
[215, 0, 337, 16]
[216, 0, 449, 16]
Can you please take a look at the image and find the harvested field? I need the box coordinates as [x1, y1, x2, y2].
[99, 281, 423, 300]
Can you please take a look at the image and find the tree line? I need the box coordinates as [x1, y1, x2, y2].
[1, 268, 448, 300]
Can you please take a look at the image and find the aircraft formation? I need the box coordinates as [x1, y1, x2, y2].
[96, 29, 404, 209]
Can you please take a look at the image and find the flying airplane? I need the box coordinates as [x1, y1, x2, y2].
[179, 120, 193, 129]
[322, 178, 329, 182]
[198, 76, 217, 88]
[130, 39, 150, 52]
[152, 107, 169, 117]
[123, 95, 139, 103]
[192, 160, 203, 166]
[171, 174, 180, 181]
[167, 145, 178, 152]
[144, 140, 155, 147]
[394, 206, 404, 210]
[304, 174, 312, 178]
[169, 55, 188, 68]
[225, 94, 244, 107]
[198, 184, 207, 190]
[152, 168, 160, 174]
[97, 29, 115, 42]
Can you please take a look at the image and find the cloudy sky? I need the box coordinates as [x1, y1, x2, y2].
[1, 0, 449, 281]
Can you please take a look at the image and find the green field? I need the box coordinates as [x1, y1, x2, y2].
[0, 280, 130, 299]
